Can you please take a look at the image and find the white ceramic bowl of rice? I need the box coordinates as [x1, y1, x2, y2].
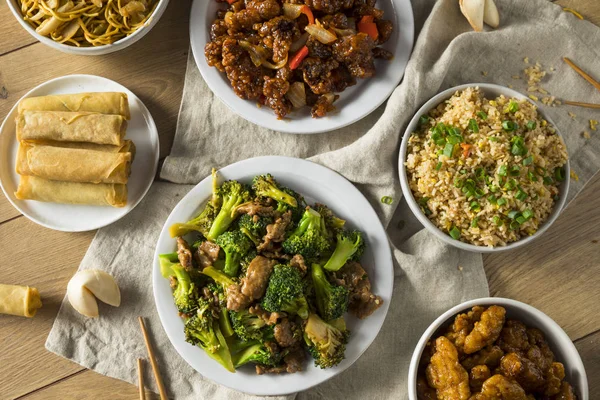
[398, 84, 570, 253]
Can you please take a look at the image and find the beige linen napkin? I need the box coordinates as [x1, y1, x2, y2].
[46, 0, 600, 399]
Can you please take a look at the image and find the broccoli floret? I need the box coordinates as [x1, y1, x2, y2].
[252, 174, 298, 208]
[207, 180, 252, 241]
[282, 207, 331, 260]
[158, 252, 179, 278]
[169, 202, 218, 239]
[323, 230, 365, 272]
[311, 263, 349, 321]
[214, 230, 252, 277]
[184, 301, 235, 372]
[202, 266, 236, 291]
[262, 264, 309, 319]
[304, 313, 349, 369]
[232, 343, 283, 368]
[277, 187, 307, 223]
[229, 309, 267, 342]
[172, 264, 198, 314]
[237, 213, 273, 246]
[315, 203, 346, 234]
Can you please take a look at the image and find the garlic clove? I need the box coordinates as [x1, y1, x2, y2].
[483, 0, 500, 28]
[460, 0, 485, 32]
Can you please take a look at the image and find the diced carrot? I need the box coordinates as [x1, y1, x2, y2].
[301, 5, 315, 25]
[289, 46, 309, 70]
[461, 143, 473, 157]
[358, 16, 378, 40]
[226, 0, 236, 4]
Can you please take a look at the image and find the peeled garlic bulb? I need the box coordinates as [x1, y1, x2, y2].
[67, 270, 121, 318]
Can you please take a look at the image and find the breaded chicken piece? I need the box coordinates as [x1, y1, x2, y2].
[464, 306, 506, 354]
[426, 337, 471, 400]
[472, 374, 528, 400]
[499, 352, 545, 392]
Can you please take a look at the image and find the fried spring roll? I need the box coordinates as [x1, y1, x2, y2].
[0, 284, 42, 318]
[15, 176, 127, 207]
[18, 92, 130, 119]
[16, 111, 127, 145]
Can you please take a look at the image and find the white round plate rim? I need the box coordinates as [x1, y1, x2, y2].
[152, 156, 394, 396]
[0, 74, 159, 232]
[189, 0, 414, 134]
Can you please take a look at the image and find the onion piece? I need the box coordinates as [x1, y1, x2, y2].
[331, 27, 356, 37]
[56, 1, 74, 13]
[282, 4, 304, 19]
[59, 19, 81, 42]
[286, 82, 306, 108]
[305, 21, 337, 44]
[289, 32, 308, 53]
[120, 1, 146, 17]
[36, 17, 64, 36]
[239, 40, 287, 69]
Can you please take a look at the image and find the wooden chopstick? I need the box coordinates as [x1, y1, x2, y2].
[563, 57, 600, 93]
[563, 100, 600, 109]
[138, 317, 169, 400]
[137, 358, 146, 400]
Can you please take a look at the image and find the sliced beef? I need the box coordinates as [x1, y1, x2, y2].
[249, 304, 283, 325]
[240, 255, 276, 299]
[258, 211, 292, 251]
[274, 318, 300, 347]
[235, 202, 278, 217]
[226, 284, 252, 311]
[176, 237, 194, 271]
[332, 261, 383, 319]
[289, 254, 307, 276]
[194, 241, 221, 269]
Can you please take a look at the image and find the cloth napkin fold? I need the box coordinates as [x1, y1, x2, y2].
[46, 0, 600, 399]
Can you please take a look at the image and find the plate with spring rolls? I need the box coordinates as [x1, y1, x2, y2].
[0, 74, 159, 232]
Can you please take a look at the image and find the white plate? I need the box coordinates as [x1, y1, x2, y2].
[0, 74, 159, 232]
[152, 156, 394, 396]
[190, 0, 414, 134]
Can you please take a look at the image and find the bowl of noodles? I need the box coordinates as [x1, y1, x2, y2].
[7, 0, 170, 55]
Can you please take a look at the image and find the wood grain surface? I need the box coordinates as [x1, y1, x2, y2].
[0, 1, 598, 399]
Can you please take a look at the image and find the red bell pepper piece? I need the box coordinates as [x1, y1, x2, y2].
[301, 5, 315, 25]
[357, 15, 379, 41]
[289, 46, 309, 70]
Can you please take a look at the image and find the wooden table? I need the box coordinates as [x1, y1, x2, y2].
[0, 1, 598, 399]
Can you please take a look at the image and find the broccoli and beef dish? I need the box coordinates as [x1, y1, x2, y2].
[159, 171, 383, 374]
[205, 0, 394, 119]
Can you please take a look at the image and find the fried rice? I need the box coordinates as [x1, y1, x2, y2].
[405, 87, 568, 247]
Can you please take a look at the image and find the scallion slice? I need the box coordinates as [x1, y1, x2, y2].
[497, 197, 507, 206]
[522, 209, 533, 219]
[526, 120, 537, 130]
[449, 226, 461, 240]
[507, 100, 519, 113]
[477, 111, 488, 120]
[419, 115, 430, 126]
[498, 165, 507, 176]
[468, 119, 479, 133]
[515, 190, 528, 201]
[523, 156, 534, 166]
[436, 161, 443, 170]
[502, 120, 519, 131]
[554, 167, 566, 182]
[443, 143, 454, 157]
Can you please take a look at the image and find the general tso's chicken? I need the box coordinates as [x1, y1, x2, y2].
[425, 337, 471, 400]
[222, 38, 265, 100]
[544, 362, 566, 397]
[497, 320, 530, 354]
[499, 352, 545, 393]
[416, 375, 437, 400]
[445, 306, 485, 354]
[551, 381, 577, 400]
[472, 374, 528, 400]
[462, 345, 504, 370]
[464, 306, 506, 354]
[470, 365, 492, 392]
[332, 33, 376, 78]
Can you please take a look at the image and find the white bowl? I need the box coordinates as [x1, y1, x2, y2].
[398, 83, 570, 253]
[190, 0, 414, 134]
[6, 0, 170, 55]
[152, 156, 394, 395]
[408, 297, 589, 400]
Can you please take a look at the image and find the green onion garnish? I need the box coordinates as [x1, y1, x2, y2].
[443, 143, 454, 158]
[509, 165, 521, 176]
[468, 119, 479, 133]
[475, 168, 486, 181]
[504, 179, 517, 190]
[502, 121, 519, 131]
[511, 136, 527, 156]
[488, 195, 497, 204]
[449, 226, 461, 240]
[528, 171, 538, 181]
[474, 188, 485, 198]
[523, 209, 534, 219]
[509, 220, 520, 230]
[526, 120, 537, 130]
[535, 166, 546, 176]
[489, 137, 499, 142]
[419, 115, 430, 126]
[507, 210, 520, 219]
[436, 161, 443, 170]
[554, 167, 566, 182]
[507, 100, 519, 113]
[543, 176, 554, 185]
[454, 178, 463, 188]
[471, 218, 479, 228]
[381, 196, 393, 204]
[516, 190, 528, 201]
[447, 135, 461, 145]
[477, 111, 488, 120]
[523, 156, 534, 166]
[493, 215, 503, 226]
[470, 201, 481, 211]
[497, 198, 507, 206]
[498, 165, 507, 176]
[516, 215, 527, 224]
